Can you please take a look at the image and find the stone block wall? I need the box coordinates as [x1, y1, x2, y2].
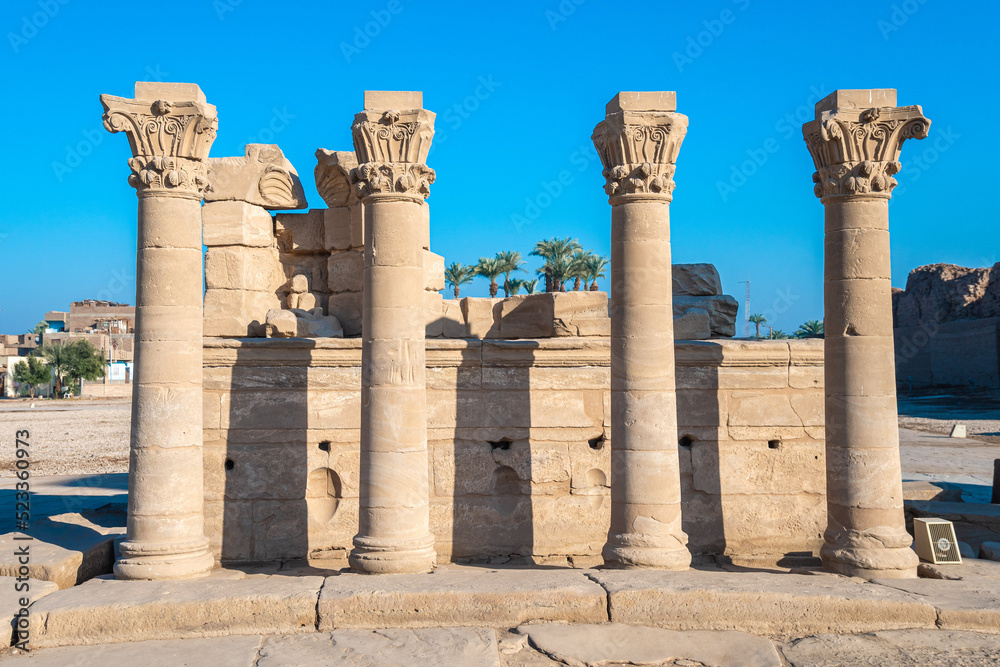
[203, 337, 825, 566]
[894, 317, 1000, 389]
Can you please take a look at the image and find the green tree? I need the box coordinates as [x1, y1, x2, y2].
[37, 340, 105, 398]
[30, 321, 47, 335]
[769, 329, 790, 339]
[795, 319, 824, 338]
[507, 278, 526, 296]
[12, 356, 50, 398]
[474, 257, 505, 298]
[748, 313, 767, 338]
[568, 250, 593, 291]
[583, 254, 609, 291]
[444, 262, 475, 299]
[496, 251, 526, 297]
[530, 237, 581, 292]
[522, 278, 540, 295]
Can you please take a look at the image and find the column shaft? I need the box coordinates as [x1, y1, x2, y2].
[606, 199, 689, 569]
[821, 197, 916, 578]
[116, 193, 213, 579]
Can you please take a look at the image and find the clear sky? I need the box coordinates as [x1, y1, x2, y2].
[1, 0, 997, 335]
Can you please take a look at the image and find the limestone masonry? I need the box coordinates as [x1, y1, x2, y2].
[99, 84, 928, 579]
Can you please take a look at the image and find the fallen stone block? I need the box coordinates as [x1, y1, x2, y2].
[518, 623, 781, 667]
[902, 480, 963, 502]
[980, 541, 1000, 561]
[674, 307, 711, 340]
[0, 513, 123, 590]
[258, 628, 500, 666]
[318, 567, 607, 630]
[674, 294, 739, 338]
[673, 263, 723, 297]
[551, 291, 609, 337]
[498, 294, 554, 338]
[591, 569, 938, 637]
[461, 298, 502, 338]
[26, 574, 324, 648]
[205, 144, 307, 210]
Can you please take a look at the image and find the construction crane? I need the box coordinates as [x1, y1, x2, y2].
[737, 273, 751, 338]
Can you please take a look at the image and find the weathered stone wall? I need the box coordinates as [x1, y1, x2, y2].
[203, 337, 825, 565]
[895, 317, 1000, 389]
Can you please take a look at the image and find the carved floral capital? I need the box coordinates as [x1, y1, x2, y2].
[803, 105, 930, 200]
[351, 108, 435, 200]
[101, 87, 218, 198]
[592, 111, 688, 202]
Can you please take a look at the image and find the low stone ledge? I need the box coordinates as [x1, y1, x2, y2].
[26, 574, 324, 648]
[590, 569, 939, 638]
[317, 566, 607, 630]
[873, 574, 1000, 634]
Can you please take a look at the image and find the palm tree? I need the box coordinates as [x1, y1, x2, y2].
[496, 251, 526, 297]
[522, 278, 540, 294]
[748, 313, 767, 338]
[444, 262, 475, 299]
[569, 250, 593, 291]
[30, 321, 47, 335]
[770, 329, 790, 339]
[507, 278, 526, 296]
[795, 319, 824, 338]
[530, 237, 581, 292]
[583, 254, 609, 291]
[537, 255, 574, 292]
[37, 340, 105, 398]
[474, 257, 505, 298]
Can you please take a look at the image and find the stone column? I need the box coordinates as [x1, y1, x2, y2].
[592, 92, 691, 569]
[349, 91, 437, 574]
[803, 89, 930, 578]
[100, 82, 217, 579]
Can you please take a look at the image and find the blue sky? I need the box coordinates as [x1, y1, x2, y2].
[1, 0, 997, 335]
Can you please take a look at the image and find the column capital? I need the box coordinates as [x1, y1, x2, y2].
[803, 89, 930, 201]
[351, 92, 435, 201]
[592, 91, 687, 203]
[100, 82, 218, 198]
[205, 144, 307, 209]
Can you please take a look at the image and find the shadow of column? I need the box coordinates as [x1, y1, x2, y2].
[217, 339, 314, 568]
[676, 341, 725, 566]
[447, 339, 535, 564]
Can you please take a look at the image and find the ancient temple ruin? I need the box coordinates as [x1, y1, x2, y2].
[99, 83, 928, 580]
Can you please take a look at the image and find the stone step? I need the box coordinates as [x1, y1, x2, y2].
[0, 510, 124, 590]
[25, 572, 324, 649]
[1, 577, 59, 648]
[590, 569, 940, 638]
[318, 566, 608, 630]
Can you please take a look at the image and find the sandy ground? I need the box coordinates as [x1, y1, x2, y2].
[0, 398, 130, 476]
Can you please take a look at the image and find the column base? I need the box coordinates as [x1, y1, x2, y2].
[350, 533, 437, 575]
[114, 537, 214, 580]
[820, 543, 918, 579]
[603, 538, 691, 570]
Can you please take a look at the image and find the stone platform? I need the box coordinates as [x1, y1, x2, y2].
[15, 561, 1000, 652]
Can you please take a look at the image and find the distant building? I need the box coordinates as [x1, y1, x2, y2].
[44, 311, 68, 332]
[67, 300, 135, 334]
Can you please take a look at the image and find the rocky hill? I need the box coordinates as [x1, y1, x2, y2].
[893, 262, 1000, 328]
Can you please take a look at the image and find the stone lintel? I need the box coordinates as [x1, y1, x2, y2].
[364, 90, 423, 111]
[816, 89, 897, 113]
[606, 91, 677, 114]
